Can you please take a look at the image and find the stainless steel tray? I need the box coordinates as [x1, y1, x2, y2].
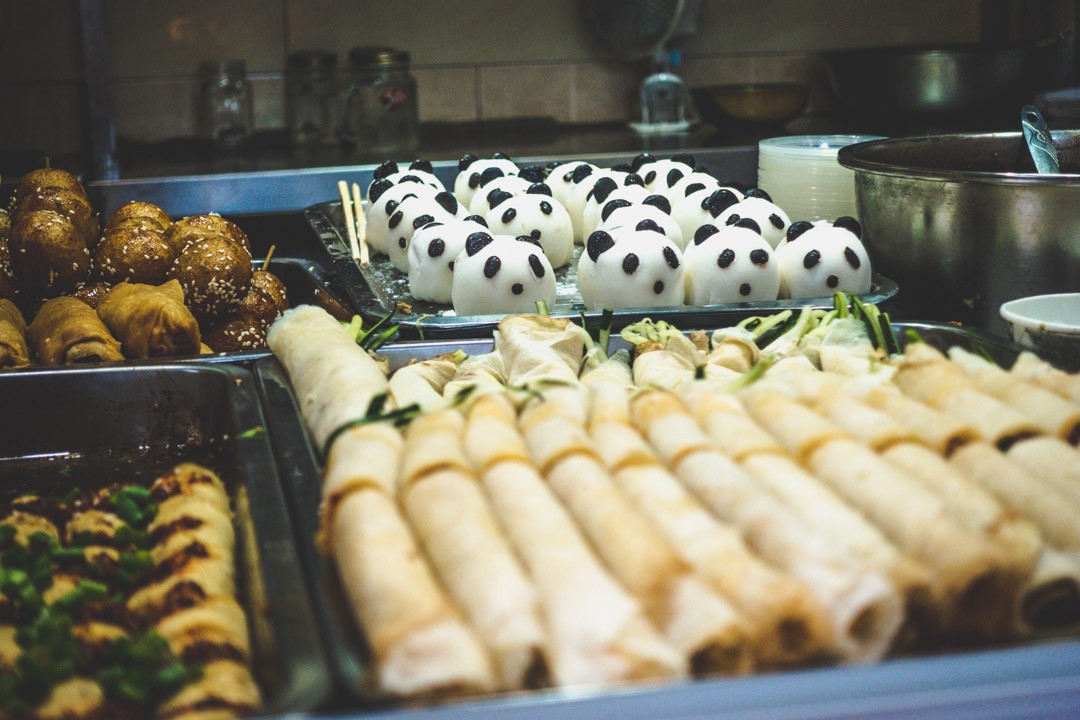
[253, 320, 1080, 717]
[304, 200, 900, 340]
[0, 363, 332, 717]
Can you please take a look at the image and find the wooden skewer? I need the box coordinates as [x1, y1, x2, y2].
[262, 244, 277, 272]
[352, 181, 370, 268]
[337, 180, 361, 262]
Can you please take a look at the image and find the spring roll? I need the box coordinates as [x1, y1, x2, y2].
[96, 279, 201, 358]
[495, 314, 590, 388]
[442, 351, 507, 402]
[632, 390, 903, 662]
[464, 393, 685, 687]
[388, 353, 462, 411]
[0, 298, 30, 368]
[1018, 547, 1080, 633]
[156, 596, 252, 664]
[706, 327, 759, 374]
[1007, 436, 1080, 506]
[26, 296, 124, 365]
[1010, 351, 1080, 404]
[400, 409, 550, 690]
[861, 385, 978, 457]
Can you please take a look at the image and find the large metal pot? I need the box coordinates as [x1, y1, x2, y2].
[837, 131, 1080, 334]
[824, 34, 1073, 133]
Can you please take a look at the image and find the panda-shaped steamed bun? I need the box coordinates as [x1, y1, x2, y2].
[672, 186, 744, 246]
[408, 216, 490, 304]
[483, 184, 574, 269]
[777, 217, 872, 299]
[451, 232, 556, 316]
[454, 153, 520, 207]
[387, 191, 462, 273]
[683, 219, 780, 305]
[635, 153, 697, 195]
[365, 158, 444, 199]
[365, 178, 439, 256]
[598, 195, 685, 251]
[577, 228, 684, 311]
[714, 189, 791, 249]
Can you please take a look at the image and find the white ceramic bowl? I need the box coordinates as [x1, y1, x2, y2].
[1000, 293, 1080, 371]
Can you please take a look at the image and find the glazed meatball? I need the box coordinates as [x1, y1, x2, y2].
[168, 234, 253, 318]
[201, 314, 268, 353]
[69, 281, 112, 309]
[8, 209, 91, 295]
[239, 269, 288, 326]
[105, 201, 172, 233]
[0, 234, 15, 302]
[163, 214, 250, 255]
[10, 167, 88, 209]
[12, 186, 100, 248]
[92, 220, 176, 285]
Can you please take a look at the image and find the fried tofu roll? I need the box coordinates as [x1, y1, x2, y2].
[0, 298, 30, 368]
[26, 296, 124, 365]
[399, 409, 550, 691]
[495, 314, 590, 388]
[96, 279, 201, 358]
[464, 393, 685, 687]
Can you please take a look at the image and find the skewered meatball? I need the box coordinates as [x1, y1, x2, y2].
[0, 232, 15, 302]
[240, 269, 288, 326]
[92, 219, 176, 285]
[105, 201, 172, 232]
[168, 234, 252, 318]
[12, 186, 100, 248]
[163, 214, 250, 255]
[201, 314, 267, 353]
[10, 167, 89, 209]
[8, 209, 91, 295]
[69, 281, 112, 309]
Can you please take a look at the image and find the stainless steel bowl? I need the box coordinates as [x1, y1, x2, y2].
[838, 131, 1080, 334]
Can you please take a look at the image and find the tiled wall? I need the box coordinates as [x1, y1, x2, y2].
[0, 0, 984, 157]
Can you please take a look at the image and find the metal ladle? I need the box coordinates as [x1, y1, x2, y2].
[1022, 104, 1061, 173]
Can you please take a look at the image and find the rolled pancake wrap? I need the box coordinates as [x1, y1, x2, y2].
[400, 410, 551, 690]
[1007, 437, 1080, 506]
[495, 314, 589, 388]
[706, 327, 759, 374]
[631, 348, 697, 390]
[442, 351, 507, 402]
[0, 298, 30, 368]
[1011, 351, 1080, 404]
[388, 353, 461, 411]
[1017, 547, 1080, 633]
[26, 296, 123, 365]
[861, 386, 978, 457]
[96, 279, 200, 358]
[155, 596, 252, 662]
[155, 659, 261, 720]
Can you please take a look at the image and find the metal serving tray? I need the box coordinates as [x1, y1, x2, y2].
[253, 320, 1080, 719]
[304, 200, 899, 340]
[0, 363, 331, 717]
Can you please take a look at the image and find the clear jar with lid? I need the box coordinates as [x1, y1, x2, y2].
[198, 59, 254, 150]
[339, 46, 419, 158]
[286, 50, 338, 147]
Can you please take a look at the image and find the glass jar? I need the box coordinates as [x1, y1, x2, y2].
[198, 59, 254, 150]
[339, 46, 419, 158]
[285, 50, 338, 147]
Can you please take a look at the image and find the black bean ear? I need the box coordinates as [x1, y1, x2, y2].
[696, 164, 710, 175]
[464, 214, 489, 227]
[399, 174, 423, 185]
[625, 173, 645, 187]
[684, 182, 707, 197]
[599, 199, 631, 223]
[412, 214, 435, 230]
[420, 220, 444, 232]
[465, 232, 494, 256]
[665, 168, 685, 188]
[526, 182, 553, 196]
[636, 219, 665, 235]
[571, 164, 595, 183]
[630, 152, 654, 171]
[545, 159, 561, 170]
[590, 177, 619, 204]
[458, 153, 478, 171]
[705, 189, 740, 217]
[694, 224, 721, 245]
[642, 194, 671, 214]
[469, 172, 482, 189]
[486, 189, 514, 209]
[724, 214, 741, 226]
[434, 191, 459, 215]
[786, 220, 814, 242]
[516, 235, 542, 248]
[410, 159, 434, 174]
[587, 230, 616, 261]
[611, 162, 634, 173]
[833, 215, 862, 239]
[519, 165, 547, 183]
[733, 217, 762, 235]
[368, 178, 394, 204]
[373, 160, 398, 179]
[744, 187, 772, 202]
[492, 151, 512, 160]
[479, 167, 506, 186]
[672, 153, 696, 168]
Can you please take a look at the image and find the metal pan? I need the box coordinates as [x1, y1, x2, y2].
[253, 320, 1072, 715]
[0, 363, 332, 717]
[304, 200, 899, 340]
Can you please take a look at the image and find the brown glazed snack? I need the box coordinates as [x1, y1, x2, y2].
[92, 218, 176, 285]
[8, 167, 89, 209]
[0, 299, 31, 368]
[240, 269, 288, 325]
[163, 214, 251, 255]
[69, 281, 113, 310]
[104, 200, 172, 232]
[201, 270, 288, 352]
[8, 209, 92, 295]
[0, 232, 15, 302]
[96, 279, 202, 358]
[12, 185, 100, 249]
[26, 296, 123, 365]
[168, 235, 253, 319]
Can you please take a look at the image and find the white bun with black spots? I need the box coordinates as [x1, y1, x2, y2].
[671, 186, 744, 248]
[777, 217, 872, 299]
[451, 231, 556, 316]
[635, 154, 697, 194]
[715, 189, 791, 250]
[453, 153, 520, 208]
[407, 215, 490, 303]
[482, 184, 574, 269]
[683, 219, 780, 304]
[597, 194, 685, 251]
[365, 159, 444, 200]
[386, 191, 463, 273]
[467, 171, 536, 215]
[545, 160, 597, 206]
[364, 178, 440, 256]
[567, 168, 639, 245]
[580, 177, 651, 239]
[577, 227, 685, 311]
[665, 169, 725, 205]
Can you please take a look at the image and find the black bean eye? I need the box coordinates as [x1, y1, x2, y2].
[428, 239, 445, 257]
[653, 280, 665, 294]
[834, 216, 862, 239]
[725, 214, 740, 226]
[827, 274, 839, 288]
[694, 224, 720, 245]
[663, 246, 680, 269]
[749, 249, 769, 265]
[804, 250, 821, 269]
[469, 172, 482, 189]
[413, 214, 434, 230]
[587, 230, 615, 261]
[529, 254, 546, 278]
[769, 213, 785, 229]
[511, 282, 524, 295]
[787, 221, 813, 242]
[502, 208, 517, 224]
[718, 249, 736, 268]
[644, 170, 657, 184]
[734, 217, 761, 235]
[540, 201, 552, 215]
[739, 283, 752, 296]
[844, 247, 862, 269]
[484, 256, 502, 278]
[636, 219, 663, 234]
[465, 231, 494, 256]
[388, 210, 403, 229]
[622, 253, 640, 274]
